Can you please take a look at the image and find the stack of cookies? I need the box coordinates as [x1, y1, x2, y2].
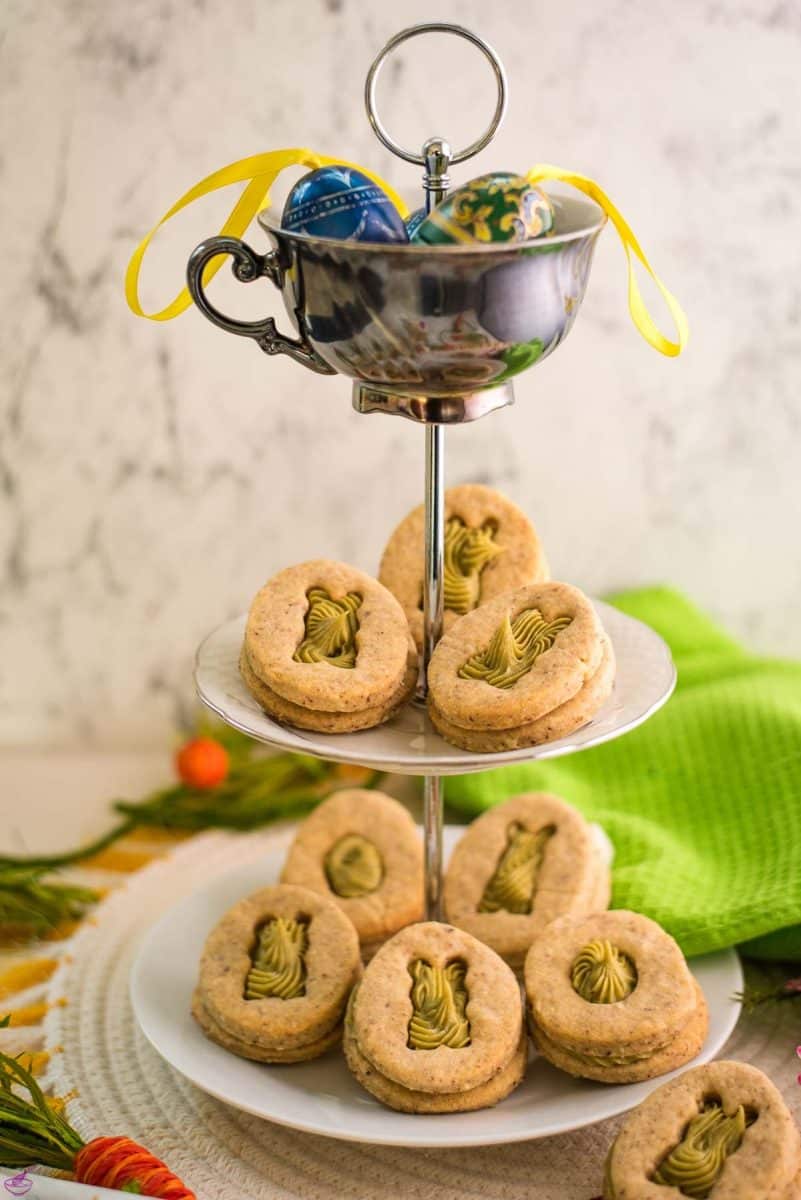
[240, 560, 417, 732]
[379, 483, 549, 652]
[193, 883, 360, 1063]
[427, 580, 615, 752]
[525, 909, 708, 1084]
[281, 788, 424, 959]
[344, 921, 527, 1113]
[603, 1061, 801, 1199]
[443, 792, 611, 968]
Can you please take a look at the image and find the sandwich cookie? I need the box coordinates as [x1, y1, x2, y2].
[427, 580, 614, 752]
[603, 1060, 801, 1199]
[443, 792, 610, 968]
[193, 883, 360, 1063]
[525, 909, 708, 1084]
[344, 921, 527, 1112]
[379, 484, 548, 653]
[281, 788, 424, 959]
[241, 559, 417, 733]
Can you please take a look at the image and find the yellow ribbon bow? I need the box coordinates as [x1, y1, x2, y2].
[125, 149, 687, 356]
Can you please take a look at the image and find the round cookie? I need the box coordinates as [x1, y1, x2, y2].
[525, 909, 706, 1084]
[347, 922, 524, 1105]
[427, 581, 613, 752]
[344, 990, 529, 1113]
[241, 560, 417, 732]
[280, 788, 424, 952]
[603, 1061, 801, 1199]
[379, 484, 549, 652]
[195, 883, 360, 1062]
[443, 792, 611, 968]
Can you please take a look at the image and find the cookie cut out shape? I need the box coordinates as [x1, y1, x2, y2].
[407, 959, 471, 1051]
[458, 608, 572, 689]
[245, 916, 309, 1000]
[572, 939, 637, 1005]
[293, 587, 361, 668]
[442, 518, 503, 615]
[652, 1101, 750, 1197]
[478, 821, 556, 914]
[324, 834, 383, 899]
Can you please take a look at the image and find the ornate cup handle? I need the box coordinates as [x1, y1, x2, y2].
[185, 236, 335, 375]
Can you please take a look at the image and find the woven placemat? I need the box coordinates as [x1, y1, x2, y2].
[42, 829, 800, 1200]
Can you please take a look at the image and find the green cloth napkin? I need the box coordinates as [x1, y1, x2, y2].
[443, 587, 801, 961]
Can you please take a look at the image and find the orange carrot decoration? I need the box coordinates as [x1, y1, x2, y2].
[0, 1042, 195, 1198]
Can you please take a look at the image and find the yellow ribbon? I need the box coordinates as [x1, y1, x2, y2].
[124, 149, 687, 355]
[124, 149, 409, 322]
[526, 163, 688, 356]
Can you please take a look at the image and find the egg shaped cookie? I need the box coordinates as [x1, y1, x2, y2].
[241, 559, 417, 733]
[281, 788, 423, 958]
[193, 883, 360, 1063]
[444, 792, 610, 968]
[525, 909, 708, 1084]
[603, 1061, 801, 1199]
[427, 580, 614, 752]
[379, 485, 548, 653]
[345, 921, 526, 1112]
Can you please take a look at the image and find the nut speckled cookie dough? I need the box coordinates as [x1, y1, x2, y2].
[281, 788, 423, 958]
[443, 793, 611, 968]
[194, 883, 360, 1063]
[603, 1061, 801, 1199]
[345, 921, 526, 1112]
[241, 559, 417, 733]
[379, 484, 549, 652]
[427, 581, 614, 752]
[525, 909, 708, 1084]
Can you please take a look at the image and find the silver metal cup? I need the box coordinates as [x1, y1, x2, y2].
[186, 190, 606, 424]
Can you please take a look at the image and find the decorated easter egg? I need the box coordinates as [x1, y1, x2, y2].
[405, 206, 427, 239]
[411, 173, 555, 246]
[282, 165, 409, 243]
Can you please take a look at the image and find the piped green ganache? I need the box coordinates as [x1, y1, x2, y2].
[407, 959, 471, 1050]
[478, 821, 556, 914]
[293, 587, 361, 668]
[442, 517, 503, 615]
[245, 916, 309, 1000]
[324, 833, 383, 898]
[458, 607, 571, 689]
[571, 939, 638, 1004]
[652, 1102, 751, 1198]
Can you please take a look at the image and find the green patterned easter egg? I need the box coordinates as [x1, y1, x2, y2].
[411, 172, 555, 246]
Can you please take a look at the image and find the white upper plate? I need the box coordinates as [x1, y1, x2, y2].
[194, 601, 676, 776]
[131, 829, 742, 1150]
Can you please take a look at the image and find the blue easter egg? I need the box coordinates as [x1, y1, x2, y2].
[282, 165, 409, 243]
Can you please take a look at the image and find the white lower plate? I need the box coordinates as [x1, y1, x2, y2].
[131, 828, 742, 1149]
[194, 601, 676, 776]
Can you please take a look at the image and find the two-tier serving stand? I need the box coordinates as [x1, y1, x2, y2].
[126, 24, 752, 1152]
[188, 23, 676, 923]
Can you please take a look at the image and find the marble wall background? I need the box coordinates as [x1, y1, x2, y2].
[1, 0, 799, 747]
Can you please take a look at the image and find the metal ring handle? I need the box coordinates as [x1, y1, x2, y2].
[364, 23, 507, 166]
